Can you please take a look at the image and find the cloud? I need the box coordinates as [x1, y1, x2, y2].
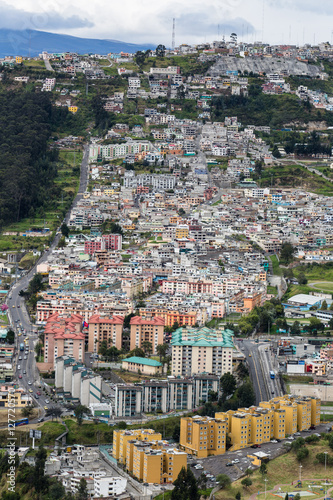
[267, 0, 333, 15]
[0, 1, 93, 30]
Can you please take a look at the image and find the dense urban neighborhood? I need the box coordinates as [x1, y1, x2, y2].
[0, 34, 333, 500]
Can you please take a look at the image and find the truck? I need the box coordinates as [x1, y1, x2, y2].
[19, 343, 24, 351]
[270, 370, 275, 379]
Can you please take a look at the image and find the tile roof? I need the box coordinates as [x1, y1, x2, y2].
[130, 315, 165, 326]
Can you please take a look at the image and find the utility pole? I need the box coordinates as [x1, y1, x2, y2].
[172, 18, 175, 51]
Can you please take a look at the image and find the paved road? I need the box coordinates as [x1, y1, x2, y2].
[189, 424, 328, 483]
[6, 145, 90, 415]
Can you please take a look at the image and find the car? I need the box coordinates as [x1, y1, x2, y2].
[251, 444, 259, 448]
[18, 375, 22, 379]
[310, 425, 316, 430]
[35, 395, 39, 399]
[28, 389, 33, 393]
[28, 381, 32, 385]
[248, 353, 252, 357]
[44, 406, 48, 410]
[12, 305, 15, 308]
[36, 391, 41, 396]
[233, 459, 240, 464]
[37, 417, 44, 423]
[18, 356, 22, 360]
[271, 439, 277, 443]
[271, 390, 275, 394]
[45, 399, 50, 404]
[23, 370, 26, 374]
[17, 365, 21, 370]
[17, 305, 20, 308]
[226, 462, 234, 466]
[294, 432, 301, 436]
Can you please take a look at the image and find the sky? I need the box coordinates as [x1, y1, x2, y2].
[1, 0, 333, 47]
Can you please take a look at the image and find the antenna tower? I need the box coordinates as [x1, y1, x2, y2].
[172, 18, 175, 50]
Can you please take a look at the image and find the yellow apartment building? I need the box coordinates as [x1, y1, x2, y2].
[278, 399, 298, 435]
[175, 226, 189, 239]
[311, 397, 321, 426]
[112, 429, 162, 463]
[295, 398, 312, 431]
[179, 415, 228, 457]
[181, 395, 321, 455]
[129, 440, 187, 484]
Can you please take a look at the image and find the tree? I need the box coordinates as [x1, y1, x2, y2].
[46, 406, 63, 420]
[156, 44, 166, 58]
[296, 447, 309, 462]
[141, 341, 152, 356]
[60, 223, 70, 238]
[48, 480, 66, 499]
[238, 381, 255, 407]
[217, 473, 231, 489]
[236, 362, 249, 378]
[129, 347, 145, 358]
[297, 273, 308, 285]
[197, 473, 207, 489]
[21, 404, 34, 419]
[171, 467, 199, 500]
[74, 404, 89, 426]
[124, 312, 135, 329]
[272, 145, 281, 158]
[34, 446, 47, 493]
[241, 477, 252, 488]
[236, 492, 241, 500]
[309, 317, 324, 333]
[76, 478, 88, 500]
[291, 437, 305, 451]
[134, 51, 146, 66]
[156, 343, 168, 362]
[280, 242, 295, 264]
[321, 300, 328, 310]
[259, 463, 267, 476]
[290, 321, 301, 336]
[220, 373, 237, 400]
[6, 329, 15, 344]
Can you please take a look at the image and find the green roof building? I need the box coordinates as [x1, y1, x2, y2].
[171, 326, 234, 378]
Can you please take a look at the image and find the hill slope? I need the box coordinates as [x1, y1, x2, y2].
[0, 29, 155, 57]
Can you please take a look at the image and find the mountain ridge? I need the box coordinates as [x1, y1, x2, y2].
[0, 29, 155, 57]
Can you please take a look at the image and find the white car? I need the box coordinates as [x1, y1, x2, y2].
[233, 459, 240, 464]
[28, 381, 32, 385]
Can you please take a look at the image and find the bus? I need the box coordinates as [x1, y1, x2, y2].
[14, 418, 28, 427]
[270, 370, 275, 379]
[19, 343, 24, 351]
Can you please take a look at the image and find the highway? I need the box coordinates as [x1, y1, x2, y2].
[238, 339, 284, 405]
[6, 145, 90, 418]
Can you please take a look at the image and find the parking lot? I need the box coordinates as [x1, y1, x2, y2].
[187, 424, 329, 484]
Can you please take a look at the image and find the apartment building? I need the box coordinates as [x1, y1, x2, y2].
[178, 394, 321, 455]
[180, 415, 228, 457]
[0, 386, 30, 408]
[112, 429, 162, 463]
[114, 374, 219, 416]
[44, 313, 85, 368]
[55, 357, 102, 406]
[88, 314, 124, 352]
[171, 326, 234, 377]
[130, 316, 164, 354]
[113, 428, 186, 484]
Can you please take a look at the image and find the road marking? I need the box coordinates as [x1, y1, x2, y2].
[251, 351, 263, 401]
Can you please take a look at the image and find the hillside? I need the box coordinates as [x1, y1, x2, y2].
[0, 29, 155, 57]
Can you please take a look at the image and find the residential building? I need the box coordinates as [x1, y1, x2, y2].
[179, 415, 228, 457]
[88, 314, 124, 352]
[130, 316, 164, 354]
[171, 326, 234, 377]
[44, 313, 85, 368]
[94, 476, 127, 497]
[112, 429, 162, 463]
[122, 356, 164, 375]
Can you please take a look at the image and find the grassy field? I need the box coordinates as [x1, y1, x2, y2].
[261, 164, 333, 196]
[311, 282, 333, 293]
[270, 255, 282, 276]
[215, 438, 333, 500]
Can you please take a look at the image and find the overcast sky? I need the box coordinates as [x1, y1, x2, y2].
[1, 0, 333, 46]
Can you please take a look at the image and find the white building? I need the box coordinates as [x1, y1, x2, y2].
[94, 476, 127, 497]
